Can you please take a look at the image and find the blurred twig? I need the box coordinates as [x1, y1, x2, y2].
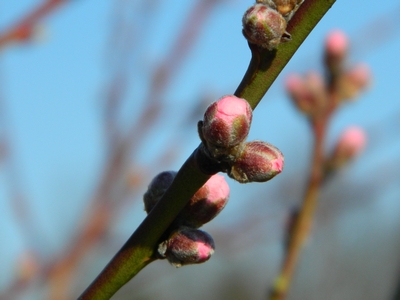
[0, 0, 67, 48]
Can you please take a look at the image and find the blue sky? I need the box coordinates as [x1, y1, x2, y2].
[1, 0, 400, 297]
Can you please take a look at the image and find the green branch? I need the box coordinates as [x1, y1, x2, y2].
[78, 0, 336, 298]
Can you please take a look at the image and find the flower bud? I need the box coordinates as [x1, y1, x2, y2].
[200, 95, 252, 161]
[324, 30, 348, 74]
[330, 126, 366, 167]
[175, 174, 230, 228]
[158, 227, 215, 267]
[338, 63, 371, 100]
[143, 171, 177, 213]
[242, 4, 289, 50]
[285, 72, 327, 115]
[229, 140, 284, 183]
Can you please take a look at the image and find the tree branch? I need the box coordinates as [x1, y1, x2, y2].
[78, 0, 336, 298]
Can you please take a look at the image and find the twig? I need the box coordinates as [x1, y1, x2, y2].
[0, 0, 67, 48]
[78, 1, 336, 298]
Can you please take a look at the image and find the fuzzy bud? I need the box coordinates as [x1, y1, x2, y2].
[158, 227, 215, 267]
[143, 171, 177, 213]
[229, 140, 284, 183]
[199, 95, 252, 161]
[324, 30, 348, 74]
[242, 4, 289, 50]
[175, 174, 230, 228]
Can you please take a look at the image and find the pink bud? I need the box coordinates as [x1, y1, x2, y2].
[285, 72, 327, 114]
[348, 64, 371, 88]
[334, 126, 366, 159]
[324, 30, 348, 72]
[229, 140, 284, 183]
[176, 174, 230, 228]
[200, 95, 252, 161]
[242, 4, 289, 50]
[158, 227, 215, 267]
[325, 30, 348, 57]
[143, 171, 177, 213]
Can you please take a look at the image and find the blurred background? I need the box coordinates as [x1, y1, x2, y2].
[1, 0, 400, 299]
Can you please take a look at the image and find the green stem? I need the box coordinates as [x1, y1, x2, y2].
[78, 150, 211, 299]
[78, 0, 336, 298]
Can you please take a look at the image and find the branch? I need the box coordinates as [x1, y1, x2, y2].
[78, 0, 336, 298]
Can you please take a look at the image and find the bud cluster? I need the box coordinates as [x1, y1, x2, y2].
[143, 173, 230, 267]
[199, 95, 284, 184]
[285, 30, 370, 174]
[242, 0, 304, 50]
[286, 30, 371, 117]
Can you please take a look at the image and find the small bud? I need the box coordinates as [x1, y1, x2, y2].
[257, 0, 304, 21]
[143, 171, 177, 213]
[331, 126, 366, 167]
[242, 4, 289, 51]
[200, 95, 252, 161]
[229, 140, 284, 183]
[285, 72, 327, 115]
[324, 30, 349, 74]
[175, 174, 230, 228]
[338, 63, 371, 100]
[158, 227, 215, 267]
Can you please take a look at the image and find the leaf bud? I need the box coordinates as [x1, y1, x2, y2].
[158, 227, 215, 267]
[229, 140, 284, 183]
[338, 63, 371, 100]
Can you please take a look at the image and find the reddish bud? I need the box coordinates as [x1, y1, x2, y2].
[229, 141, 284, 183]
[324, 30, 349, 74]
[200, 95, 252, 161]
[158, 227, 215, 267]
[242, 4, 289, 50]
[176, 174, 230, 228]
[143, 171, 177, 213]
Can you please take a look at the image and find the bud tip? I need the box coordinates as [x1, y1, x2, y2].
[325, 29, 348, 56]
